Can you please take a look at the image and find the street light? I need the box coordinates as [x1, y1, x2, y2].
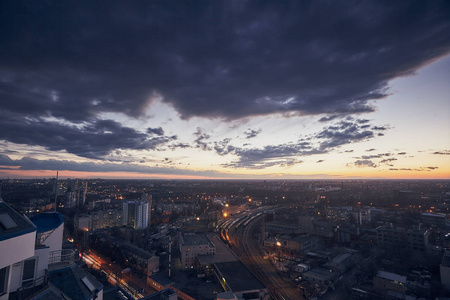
[276, 241, 282, 270]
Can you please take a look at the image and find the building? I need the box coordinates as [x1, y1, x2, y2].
[141, 288, 177, 300]
[440, 252, 450, 291]
[214, 261, 268, 300]
[147, 275, 195, 300]
[266, 221, 299, 234]
[123, 201, 150, 229]
[117, 241, 159, 275]
[75, 209, 121, 232]
[0, 201, 37, 300]
[303, 268, 338, 287]
[373, 270, 406, 294]
[277, 234, 324, 253]
[178, 232, 216, 269]
[421, 212, 448, 228]
[376, 224, 430, 251]
[0, 200, 103, 300]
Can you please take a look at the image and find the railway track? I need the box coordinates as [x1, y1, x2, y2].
[237, 216, 303, 300]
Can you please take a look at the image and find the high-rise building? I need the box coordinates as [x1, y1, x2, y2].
[122, 201, 149, 229]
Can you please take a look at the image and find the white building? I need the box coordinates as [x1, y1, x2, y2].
[0, 200, 103, 300]
[123, 201, 150, 229]
[0, 201, 37, 300]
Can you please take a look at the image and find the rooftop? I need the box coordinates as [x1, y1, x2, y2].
[197, 233, 238, 265]
[141, 288, 177, 300]
[215, 261, 266, 293]
[48, 265, 103, 300]
[0, 201, 36, 241]
[421, 212, 446, 217]
[119, 241, 154, 260]
[149, 274, 175, 287]
[181, 232, 214, 247]
[30, 212, 64, 233]
[376, 270, 407, 284]
[305, 268, 334, 280]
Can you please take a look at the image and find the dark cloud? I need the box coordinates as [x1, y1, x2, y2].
[316, 160, 325, 163]
[389, 167, 438, 171]
[0, 1, 449, 130]
[223, 119, 377, 168]
[353, 160, 377, 168]
[366, 148, 376, 152]
[0, 115, 176, 159]
[380, 158, 397, 166]
[316, 120, 374, 151]
[432, 150, 450, 155]
[397, 152, 407, 155]
[147, 127, 165, 136]
[214, 138, 235, 156]
[318, 115, 340, 123]
[372, 126, 388, 131]
[244, 128, 262, 139]
[0, 154, 224, 177]
[358, 153, 391, 159]
[193, 128, 211, 150]
[168, 143, 191, 150]
[225, 143, 315, 168]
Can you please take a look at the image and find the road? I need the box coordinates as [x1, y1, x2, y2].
[82, 250, 152, 299]
[228, 214, 303, 300]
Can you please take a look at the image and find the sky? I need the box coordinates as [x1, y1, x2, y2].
[0, 1, 449, 180]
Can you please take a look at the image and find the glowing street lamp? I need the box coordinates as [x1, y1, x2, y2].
[276, 241, 282, 269]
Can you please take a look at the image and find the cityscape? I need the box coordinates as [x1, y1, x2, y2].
[1, 1, 450, 300]
[1, 179, 450, 300]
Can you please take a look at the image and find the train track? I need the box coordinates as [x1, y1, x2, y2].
[236, 216, 303, 300]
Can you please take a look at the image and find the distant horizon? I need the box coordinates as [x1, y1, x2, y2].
[2, 173, 449, 181]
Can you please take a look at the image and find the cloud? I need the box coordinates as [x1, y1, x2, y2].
[147, 127, 165, 136]
[316, 160, 325, 163]
[316, 120, 374, 151]
[318, 115, 340, 123]
[244, 128, 262, 139]
[0, 1, 448, 132]
[0, 154, 226, 177]
[224, 119, 378, 168]
[372, 126, 388, 131]
[353, 160, 377, 168]
[432, 150, 450, 155]
[358, 153, 391, 159]
[366, 148, 376, 152]
[379, 158, 397, 166]
[389, 167, 438, 171]
[0, 116, 177, 159]
[193, 128, 212, 151]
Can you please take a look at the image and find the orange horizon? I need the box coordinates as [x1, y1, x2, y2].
[0, 169, 448, 180]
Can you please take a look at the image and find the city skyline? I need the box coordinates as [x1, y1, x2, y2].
[0, 1, 449, 180]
